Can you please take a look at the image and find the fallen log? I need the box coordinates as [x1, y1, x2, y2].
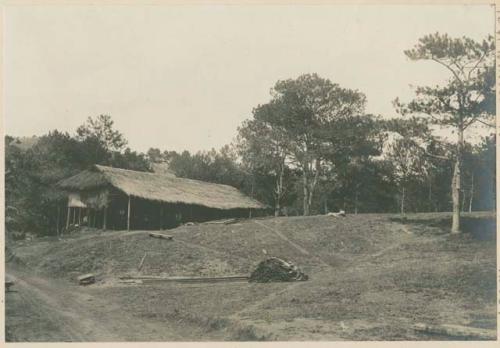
[412, 323, 496, 340]
[148, 233, 173, 240]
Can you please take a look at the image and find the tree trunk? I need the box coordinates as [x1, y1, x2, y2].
[303, 173, 310, 216]
[461, 187, 466, 212]
[307, 159, 321, 215]
[274, 202, 280, 217]
[401, 186, 405, 215]
[428, 179, 433, 212]
[274, 163, 284, 217]
[451, 128, 463, 234]
[468, 173, 474, 213]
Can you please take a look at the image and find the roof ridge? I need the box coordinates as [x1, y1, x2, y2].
[94, 164, 241, 191]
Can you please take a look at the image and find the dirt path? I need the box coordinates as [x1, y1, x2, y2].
[5, 269, 188, 342]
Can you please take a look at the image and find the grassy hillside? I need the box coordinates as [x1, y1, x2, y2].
[8, 212, 497, 340]
[12, 213, 417, 279]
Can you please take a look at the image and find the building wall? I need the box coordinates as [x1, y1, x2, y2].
[66, 186, 265, 231]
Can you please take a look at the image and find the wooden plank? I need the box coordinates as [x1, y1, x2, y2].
[148, 233, 173, 240]
[77, 273, 96, 285]
[413, 323, 496, 340]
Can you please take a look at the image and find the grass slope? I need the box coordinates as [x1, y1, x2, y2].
[8, 212, 497, 341]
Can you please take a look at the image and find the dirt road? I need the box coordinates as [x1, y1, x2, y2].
[5, 269, 189, 342]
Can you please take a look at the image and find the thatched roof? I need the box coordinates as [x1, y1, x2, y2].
[57, 165, 265, 210]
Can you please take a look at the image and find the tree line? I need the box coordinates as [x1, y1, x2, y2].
[5, 33, 495, 236]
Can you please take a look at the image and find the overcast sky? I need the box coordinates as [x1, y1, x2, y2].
[4, 4, 495, 153]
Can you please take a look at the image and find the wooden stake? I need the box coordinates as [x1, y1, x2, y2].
[127, 196, 131, 231]
[103, 206, 108, 230]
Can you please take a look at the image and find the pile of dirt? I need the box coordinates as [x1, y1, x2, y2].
[249, 257, 308, 283]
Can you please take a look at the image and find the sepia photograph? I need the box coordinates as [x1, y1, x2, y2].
[3, 2, 498, 342]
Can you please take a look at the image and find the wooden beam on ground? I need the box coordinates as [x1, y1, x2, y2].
[127, 195, 131, 231]
[149, 232, 173, 240]
[119, 275, 249, 284]
[205, 218, 238, 225]
[412, 323, 496, 340]
[77, 273, 96, 285]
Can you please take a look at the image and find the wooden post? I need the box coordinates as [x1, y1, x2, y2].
[159, 204, 163, 230]
[56, 206, 61, 237]
[66, 205, 71, 230]
[127, 196, 131, 231]
[103, 206, 107, 230]
[249, 209, 252, 219]
[72, 207, 76, 225]
[78, 208, 82, 225]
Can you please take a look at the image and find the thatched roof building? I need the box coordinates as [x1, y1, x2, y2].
[57, 165, 266, 231]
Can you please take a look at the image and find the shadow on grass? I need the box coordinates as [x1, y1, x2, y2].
[390, 215, 496, 241]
